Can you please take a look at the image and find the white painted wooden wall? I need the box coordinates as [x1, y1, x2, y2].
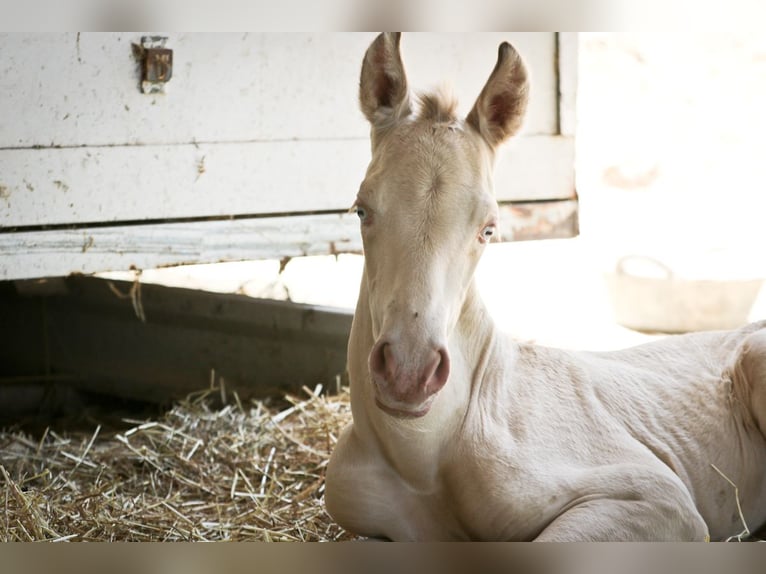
[0, 33, 577, 281]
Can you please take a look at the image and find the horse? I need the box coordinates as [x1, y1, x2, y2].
[324, 32, 766, 541]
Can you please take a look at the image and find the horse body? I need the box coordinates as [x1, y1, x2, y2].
[324, 33, 766, 541]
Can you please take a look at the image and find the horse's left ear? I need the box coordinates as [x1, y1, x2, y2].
[467, 42, 529, 149]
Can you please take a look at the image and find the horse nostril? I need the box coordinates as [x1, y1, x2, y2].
[369, 340, 392, 380]
[427, 347, 450, 394]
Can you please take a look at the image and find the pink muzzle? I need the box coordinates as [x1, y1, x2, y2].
[368, 338, 450, 417]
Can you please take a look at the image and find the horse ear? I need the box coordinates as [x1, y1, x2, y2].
[359, 32, 412, 128]
[467, 42, 529, 149]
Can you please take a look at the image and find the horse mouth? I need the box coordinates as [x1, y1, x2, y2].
[374, 397, 432, 418]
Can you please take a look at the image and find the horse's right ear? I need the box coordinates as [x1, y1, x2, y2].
[359, 32, 412, 128]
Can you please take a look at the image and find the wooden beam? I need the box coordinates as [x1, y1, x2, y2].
[0, 277, 353, 406]
[499, 198, 579, 242]
[0, 136, 573, 230]
[0, 196, 578, 282]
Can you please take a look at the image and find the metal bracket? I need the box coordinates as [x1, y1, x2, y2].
[139, 36, 172, 94]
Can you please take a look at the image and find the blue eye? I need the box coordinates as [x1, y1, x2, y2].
[356, 207, 368, 221]
[481, 225, 495, 241]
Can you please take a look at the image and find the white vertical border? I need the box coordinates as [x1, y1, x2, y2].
[557, 33, 579, 137]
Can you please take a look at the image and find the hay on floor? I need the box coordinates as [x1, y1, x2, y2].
[0, 383, 355, 542]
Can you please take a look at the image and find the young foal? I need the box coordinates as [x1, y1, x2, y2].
[325, 33, 766, 541]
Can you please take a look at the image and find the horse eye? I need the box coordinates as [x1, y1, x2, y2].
[481, 225, 495, 241]
[356, 207, 368, 221]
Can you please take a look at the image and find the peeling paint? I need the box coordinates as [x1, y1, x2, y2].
[82, 235, 94, 253]
[53, 180, 70, 192]
[196, 156, 206, 180]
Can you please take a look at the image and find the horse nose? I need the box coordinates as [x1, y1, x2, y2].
[369, 340, 450, 400]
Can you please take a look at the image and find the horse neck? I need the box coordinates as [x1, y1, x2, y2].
[348, 272, 504, 488]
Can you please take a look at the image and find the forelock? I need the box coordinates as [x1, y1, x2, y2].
[416, 88, 459, 124]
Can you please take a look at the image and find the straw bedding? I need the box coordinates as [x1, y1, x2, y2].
[3, 382, 761, 542]
[0, 383, 355, 542]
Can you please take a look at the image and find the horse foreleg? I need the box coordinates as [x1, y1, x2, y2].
[326, 425, 422, 541]
[533, 469, 709, 542]
[533, 498, 708, 541]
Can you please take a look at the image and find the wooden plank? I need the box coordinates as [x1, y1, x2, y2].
[499, 199, 579, 242]
[494, 135, 575, 203]
[0, 198, 578, 281]
[0, 213, 362, 281]
[0, 140, 370, 227]
[0, 136, 573, 228]
[0, 277, 354, 406]
[0, 33, 558, 149]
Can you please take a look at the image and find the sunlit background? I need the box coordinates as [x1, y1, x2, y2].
[101, 33, 766, 351]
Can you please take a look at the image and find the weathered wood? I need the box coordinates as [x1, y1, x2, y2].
[0, 33, 578, 281]
[499, 199, 579, 242]
[0, 213, 362, 281]
[0, 33, 558, 149]
[0, 136, 573, 229]
[0, 199, 578, 281]
[0, 276, 354, 405]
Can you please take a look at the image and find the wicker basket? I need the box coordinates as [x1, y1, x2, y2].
[605, 255, 763, 334]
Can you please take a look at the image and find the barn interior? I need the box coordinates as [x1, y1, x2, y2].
[1, 33, 765, 541]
